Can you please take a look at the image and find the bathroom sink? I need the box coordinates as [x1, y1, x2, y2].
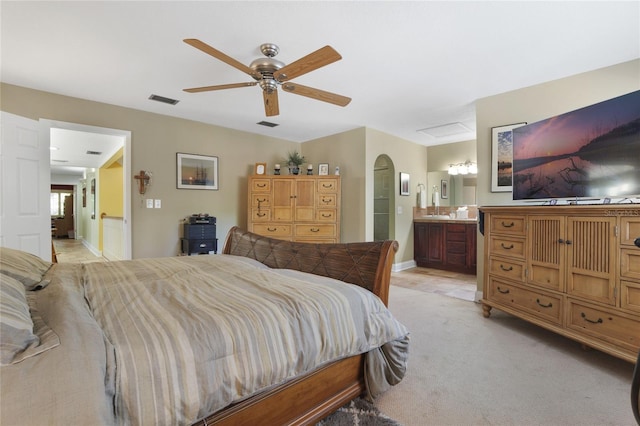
[422, 215, 452, 219]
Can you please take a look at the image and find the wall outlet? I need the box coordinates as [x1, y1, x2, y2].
[397, 206, 403, 214]
[146, 199, 154, 208]
[154, 199, 161, 209]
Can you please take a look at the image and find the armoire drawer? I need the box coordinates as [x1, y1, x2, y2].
[252, 224, 292, 238]
[487, 277, 563, 325]
[295, 224, 336, 238]
[621, 280, 640, 313]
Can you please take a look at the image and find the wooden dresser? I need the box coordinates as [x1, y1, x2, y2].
[247, 175, 341, 243]
[481, 205, 640, 363]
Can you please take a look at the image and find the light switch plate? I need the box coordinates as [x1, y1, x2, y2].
[146, 199, 154, 208]
[154, 199, 161, 209]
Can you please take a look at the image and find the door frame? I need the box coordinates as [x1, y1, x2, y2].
[42, 119, 132, 259]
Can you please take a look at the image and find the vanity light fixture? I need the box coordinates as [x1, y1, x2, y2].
[448, 161, 477, 176]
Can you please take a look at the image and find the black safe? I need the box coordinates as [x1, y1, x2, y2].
[181, 222, 217, 255]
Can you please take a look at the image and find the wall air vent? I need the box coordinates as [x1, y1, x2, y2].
[52, 159, 69, 163]
[149, 94, 180, 105]
[86, 150, 102, 155]
[257, 121, 279, 128]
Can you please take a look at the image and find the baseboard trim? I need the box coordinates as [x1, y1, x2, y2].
[392, 260, 416, 272]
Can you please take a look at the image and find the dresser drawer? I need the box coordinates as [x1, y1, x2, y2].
[567, 299, 640, 352]
[489, 235, 526, 260]
[251, 179, 271, 192]
[487, 277, 563, 324]
[252, 224, 292, 238]
[295, 224, 336, 238]
[250, 209, 271, 222]
[621, 248, 640, 281]
[490, 215, 526, 235]
[621, 280, 640, 313]
[317, 179, 339, 193]
[489, 256, 525, 281]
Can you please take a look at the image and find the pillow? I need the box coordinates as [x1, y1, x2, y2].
[0, 274, 38, 365]
[0, 247, 52, 290]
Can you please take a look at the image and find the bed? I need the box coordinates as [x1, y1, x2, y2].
[0, 227, 409, 425]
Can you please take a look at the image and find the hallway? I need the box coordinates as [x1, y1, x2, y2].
[52, 238, 105, 263]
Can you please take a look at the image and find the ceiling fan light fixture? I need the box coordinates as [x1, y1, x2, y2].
[259, 79, 278, 94]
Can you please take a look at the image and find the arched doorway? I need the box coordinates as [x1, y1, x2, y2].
[373, 154, 395, 241]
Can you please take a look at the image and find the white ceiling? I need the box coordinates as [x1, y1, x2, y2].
[2, 1, 639, 162]
[50, 128, 124, 176]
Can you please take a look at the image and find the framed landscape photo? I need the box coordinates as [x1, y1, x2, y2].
[177, 153, 218, 190]
[491, 122, 526, 192]
[399, 172, 410, 196]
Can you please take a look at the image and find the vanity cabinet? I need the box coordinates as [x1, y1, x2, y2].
[414, 221, 476, 274]
[481, 205, 640, 363]
[248, 175, 340, 243]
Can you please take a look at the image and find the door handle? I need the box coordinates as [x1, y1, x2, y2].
[635, 237, 640, 248]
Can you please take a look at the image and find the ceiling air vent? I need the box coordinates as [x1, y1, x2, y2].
[257, 121, 279, 128]
[417, 122, 471, 138]
[86, 150, 102, 155]
[149, 94, 180, 105]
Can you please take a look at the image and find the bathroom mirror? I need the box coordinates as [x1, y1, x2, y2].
[427, 171, 477, 206]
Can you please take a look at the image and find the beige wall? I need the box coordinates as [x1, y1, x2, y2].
[302, 128, 366, 243]
[303, 127, 430, 266]
[365, 128, 428, 265]
[1, 83, 299, 258]
[475, 59, 640, 291]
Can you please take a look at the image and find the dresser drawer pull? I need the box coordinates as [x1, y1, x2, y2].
[257, 198, 267, 202]
[257, 183, 267, 188]
[267, 227, 277, 232]
[322, 183, 334, 189]
[499, 264, 513, 271]
[535, 299, 553, 308]
[199, 243, 207, 248]
[497, 286, 510, 294]
[310, 228, 320, 232]
[501, 221, 515, 228]
[257, 213, 266, 217]
[321, 213, 332, 218]
[580, 312, 603, 324]
[500, 243, 514, 250]
[321, 198, 332, 204]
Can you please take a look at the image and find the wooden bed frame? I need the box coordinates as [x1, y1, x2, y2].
[192, 227, 399, 425]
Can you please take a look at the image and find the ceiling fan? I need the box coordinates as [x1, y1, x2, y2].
[183, 39, 351, 117]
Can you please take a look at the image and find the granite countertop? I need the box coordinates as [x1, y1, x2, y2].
[414, 216, 477, 223]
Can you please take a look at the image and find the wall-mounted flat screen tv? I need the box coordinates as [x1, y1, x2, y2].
[512, 90, 640, 201]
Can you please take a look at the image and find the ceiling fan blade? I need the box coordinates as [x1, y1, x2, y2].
[273, 46, 342, 82]
[281, 82, 351, 107]
[263, 90, 280, 117]
[183, 82, 257, 93]
[184, 39, 260, 79]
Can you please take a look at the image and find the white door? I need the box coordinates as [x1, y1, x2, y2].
[0, 112, 51, 260]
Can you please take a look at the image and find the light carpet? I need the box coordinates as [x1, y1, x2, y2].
[374, 285, 636, 426]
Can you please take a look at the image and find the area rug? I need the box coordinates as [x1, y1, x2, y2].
[316, 398, 401, 426]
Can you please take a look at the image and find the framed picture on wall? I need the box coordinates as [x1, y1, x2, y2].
[399, 172, 410, 196]
[177, 153, 219, 190]
[441, 179, 448, 199]
[491, 122, 526, 192]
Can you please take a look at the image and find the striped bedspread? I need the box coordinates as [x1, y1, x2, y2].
[83, 254, 409, 425]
